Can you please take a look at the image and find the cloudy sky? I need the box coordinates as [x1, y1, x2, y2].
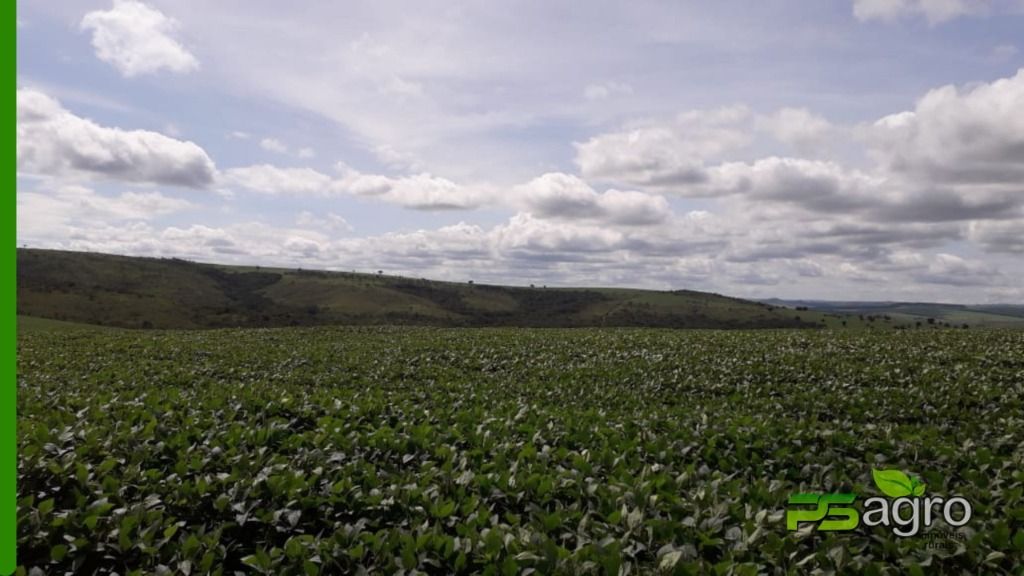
[16, 1, 1024, 303]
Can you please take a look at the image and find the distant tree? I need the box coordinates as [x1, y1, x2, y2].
[468, 280, 474, 285]
[378, 270, 383, 275]
[927, 318, 935, 325]
[962, 323, 969, 329]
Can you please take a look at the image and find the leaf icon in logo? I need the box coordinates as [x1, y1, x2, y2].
[872, 469, 915, 497]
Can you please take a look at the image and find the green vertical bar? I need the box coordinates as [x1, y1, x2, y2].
[2, 0, 15, 572]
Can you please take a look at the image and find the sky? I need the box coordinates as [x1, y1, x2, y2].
[16, 0, 1024, 303]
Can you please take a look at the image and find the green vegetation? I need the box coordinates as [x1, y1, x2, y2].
[763, 300, 1024, 329]
[16, 315, 121, 333]
[18, 325, 1024, 574]
[18, 248, 825, 330]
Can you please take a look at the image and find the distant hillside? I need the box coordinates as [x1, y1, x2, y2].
[18, 248, 824, 330]
[760, 299, 1024, 329]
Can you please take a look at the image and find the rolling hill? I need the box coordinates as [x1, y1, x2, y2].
[17, 248, 825, 330]
[759, 299, 1024, 329]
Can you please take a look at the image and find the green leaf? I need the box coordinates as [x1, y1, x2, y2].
[872, 469, 914, 497]
[163, 524, 179, 540]
[1013, 530, 1024, 551]
[992, 521, 1010, 549]
[118, 521, 133, 551]
[182, 534, 201, 557]
[500, 556, 517, 576]
[51, 544, 69, 562]
[200, 552, 216, 572]
[98, 458, 119, 475]
[433, 500, 456, 519]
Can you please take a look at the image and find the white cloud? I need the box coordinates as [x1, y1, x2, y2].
[575, 106, 752, 190]
[514, 172, 670, 226]
[259, 138, 288, 154]
[968, 219, 1024, 253]
[882, 251, 1002, 286]
[223, 163, 492, 210]
[297, 147, 316, 159]
[573, 69, 1024, 226]
[296, 211, 353, 233]
[80, 0, 199, 77]
[335, 170, 493, 210]
[221, 165, 333, 196]
[697, 155, 1021, 224]
[18, 184, 193, 240]
[583, 81, 633, 101]
[757, 108, 834, 156]
[493, 212, 625, 255]
[158, 223, 330, 259]
[372, 144, 422, 171]
[17, 88, 216, 188]
[867, 68, 1024, 184]
[704, 157, 881, 210]
[852, 0, 987, 24]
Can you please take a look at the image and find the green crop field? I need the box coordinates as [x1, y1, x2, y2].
[16, 326, 1024, 575]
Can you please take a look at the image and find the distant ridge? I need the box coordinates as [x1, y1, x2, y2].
[17, 248, 823, 330]
[759, 298, 1024, 328]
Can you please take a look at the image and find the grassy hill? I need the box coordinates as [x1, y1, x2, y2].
[761, 299, 1024, 329]
[18, 248, 827, 330]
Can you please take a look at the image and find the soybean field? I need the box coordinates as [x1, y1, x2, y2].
[16, 326, 1024, 575]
